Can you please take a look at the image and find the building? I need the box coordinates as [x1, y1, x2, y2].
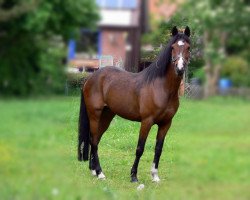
[148, 0, 182, 22]
[97, 0, 148, 72]
[68, 0, 149, 72]
[68, 0, 184, 73]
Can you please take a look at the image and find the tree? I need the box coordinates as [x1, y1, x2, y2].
[143, 0, 250, 97]
[0, 0, 99, 96]
[177, 0, 250, 97]
[141, 14, 203, 80]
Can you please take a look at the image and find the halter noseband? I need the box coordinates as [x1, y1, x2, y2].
[172, 54, 190, 65]
[171, 41, 190, 65]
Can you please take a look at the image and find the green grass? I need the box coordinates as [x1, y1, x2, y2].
[0, 96, 250, 200]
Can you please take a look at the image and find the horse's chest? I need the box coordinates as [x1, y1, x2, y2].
[158, 106, 177, 120]
[154, 98, 179, 122]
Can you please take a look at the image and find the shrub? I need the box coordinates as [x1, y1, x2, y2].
[221, 56, 250, 87]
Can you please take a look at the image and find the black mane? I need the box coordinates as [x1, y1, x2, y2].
[142, 33, 190, 83]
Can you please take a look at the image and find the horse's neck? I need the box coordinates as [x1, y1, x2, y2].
[163, 64, 182, 95]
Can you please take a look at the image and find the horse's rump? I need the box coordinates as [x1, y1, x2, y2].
[84, 67, 142, 121]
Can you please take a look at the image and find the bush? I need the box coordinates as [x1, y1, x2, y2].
[0, 35, 66, 96]
[0, 0, 98, 96]
[188, 59, 204, 80]
[221, 56, 250, 87]
[192, 67, 205, 84]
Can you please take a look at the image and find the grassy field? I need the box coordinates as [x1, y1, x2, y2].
[0, 96, 250, 200]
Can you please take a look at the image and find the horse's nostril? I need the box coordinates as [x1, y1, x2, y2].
[175, 67, 184, 76]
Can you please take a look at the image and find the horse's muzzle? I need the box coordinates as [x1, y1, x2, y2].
[175, 67, 185, 76]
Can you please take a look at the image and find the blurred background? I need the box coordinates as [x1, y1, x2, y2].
[0, 0, 250, 199]
[0, 0, 249, 98]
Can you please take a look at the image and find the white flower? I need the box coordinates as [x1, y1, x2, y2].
[52, 188, 59, 196]
[137, 184, 145, 190]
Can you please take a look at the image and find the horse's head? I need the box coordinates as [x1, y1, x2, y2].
[171, 26, 191, 76]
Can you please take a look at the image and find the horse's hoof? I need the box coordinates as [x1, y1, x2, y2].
[97, 172, 106, 180]
[152, 175, 160, 183]
[131, 176, 138, 183]
[91, 170, 96, 176]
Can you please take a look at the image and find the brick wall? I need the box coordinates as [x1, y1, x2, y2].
[101, 29, 127, 68]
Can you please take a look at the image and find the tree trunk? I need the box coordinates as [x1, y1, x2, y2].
[204, 65, 220, 98]
[204, 31, 216, 98]
[204, 61, 218, 98]
[203, 31, 227, 98]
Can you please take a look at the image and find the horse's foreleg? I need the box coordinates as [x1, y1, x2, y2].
[151, 120, 172, 182]
[89, 148, 96, 175]
[131, 119, 152, 182]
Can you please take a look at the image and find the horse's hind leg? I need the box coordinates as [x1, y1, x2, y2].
[99, 107, 115, 135]
[89, 107, 115, 179]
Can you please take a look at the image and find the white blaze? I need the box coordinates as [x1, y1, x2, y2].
[177, 40, 185, 70]
[177, 55, 184, 70]
[178, 40, 185, 46]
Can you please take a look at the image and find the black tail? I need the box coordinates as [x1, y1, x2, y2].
[78, 89, 90, 161]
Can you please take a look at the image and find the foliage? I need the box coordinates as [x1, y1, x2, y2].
[0, 97, 250, 199]
[143, 0, 250, 92]
[193, 66, 206, 83]
[0, 0, 99, 96]
[141, 13, 203, 79]
[221, 56, 250, 87]
[179, 0, 250, 94]
[142, 15, 201, 58]
[66, 71, 89, 95]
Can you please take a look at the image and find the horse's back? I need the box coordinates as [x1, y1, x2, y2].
[84, 66, 179, 123]
[84, 66, 130, 94]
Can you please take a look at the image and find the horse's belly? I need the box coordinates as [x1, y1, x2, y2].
[106, 97, 141, 122]
[116, 111, 141, 122]
[102, 73, 141, 121]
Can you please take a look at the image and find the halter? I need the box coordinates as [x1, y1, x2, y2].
[171, 54, 190, 65]
[171, 40, 190, 65]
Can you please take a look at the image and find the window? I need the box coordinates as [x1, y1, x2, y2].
[106, 0, 117, 8]
[96, 0, 137, 9]
[122, 0, 137, 9]
[96, 0, 104, 7]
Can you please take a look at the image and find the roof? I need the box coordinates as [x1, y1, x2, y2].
[96, 0, 149, 31]
[148, 0, 183, 21]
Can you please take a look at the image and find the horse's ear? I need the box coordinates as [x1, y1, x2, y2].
[171, 26, 178, 36]
[184, 26, 190, 37]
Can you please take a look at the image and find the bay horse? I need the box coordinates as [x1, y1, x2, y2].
[78, 26, 191, 182]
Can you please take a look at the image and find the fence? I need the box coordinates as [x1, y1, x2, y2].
[185, 84, 250, 100]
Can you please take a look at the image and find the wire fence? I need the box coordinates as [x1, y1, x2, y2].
[184, 84, 250, 100]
